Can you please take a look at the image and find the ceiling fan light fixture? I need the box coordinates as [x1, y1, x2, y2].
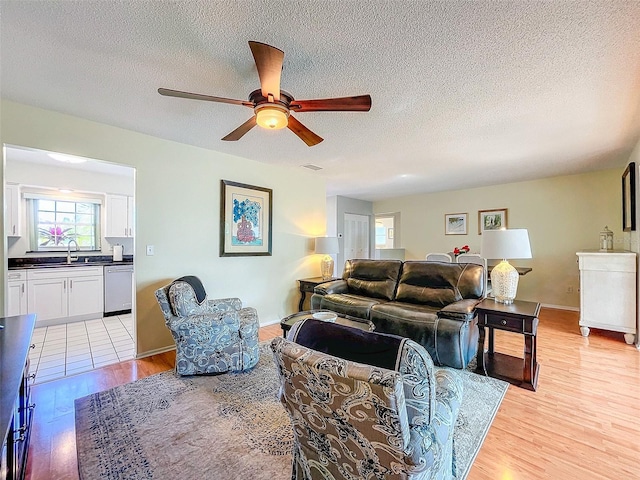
[255, 105, 289, 130]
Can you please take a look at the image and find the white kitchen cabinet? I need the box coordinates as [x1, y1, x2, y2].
[67, 274, 104, 317]
[5, 183, 21, 237]
[27, 266, 104, 326]
[576, 251, 637, 344]
[6, 270, 28, 316]
[105, 194, 134, 237]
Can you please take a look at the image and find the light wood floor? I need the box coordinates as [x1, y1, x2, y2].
[26, 309, 640, 480]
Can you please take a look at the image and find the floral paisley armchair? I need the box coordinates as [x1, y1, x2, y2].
[271, 318, 463, 480]
[155, 276, 260, 375]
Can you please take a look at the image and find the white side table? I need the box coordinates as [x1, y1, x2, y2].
[576, 251, 637, 344]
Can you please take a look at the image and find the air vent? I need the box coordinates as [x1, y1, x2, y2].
[302, 164, 322, 171]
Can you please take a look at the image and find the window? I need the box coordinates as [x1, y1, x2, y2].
[374, 214, 397, 249]
[29, 198, 101, 251]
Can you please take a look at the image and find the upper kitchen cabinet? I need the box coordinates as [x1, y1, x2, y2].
[105, 194, 134, 238]
[5, 183, 21, 237]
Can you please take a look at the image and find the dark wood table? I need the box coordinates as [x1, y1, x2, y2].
[297, 277, 338, 311]
[474, 299, 540, 391]
[1, 314, 36, 480]
[281, 310, 374, 337]
[487, 263, 533, 276]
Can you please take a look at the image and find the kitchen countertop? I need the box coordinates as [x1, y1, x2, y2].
[8, 255, 133, 270]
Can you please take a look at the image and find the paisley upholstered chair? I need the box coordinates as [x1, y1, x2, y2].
[155, 276, 260, 375]
[271, 318, 463, 480]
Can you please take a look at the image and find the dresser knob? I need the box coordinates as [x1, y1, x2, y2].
[501, 320, 507, 325]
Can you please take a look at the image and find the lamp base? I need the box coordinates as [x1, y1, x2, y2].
[320, 255, 334, 281]
[491, 259, 519, 304]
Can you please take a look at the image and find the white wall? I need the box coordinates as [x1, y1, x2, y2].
[374, 169, 622, 309]
[1, 100, 327, 356]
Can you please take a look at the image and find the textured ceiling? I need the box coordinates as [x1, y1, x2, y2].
[1, 1, 639, 201]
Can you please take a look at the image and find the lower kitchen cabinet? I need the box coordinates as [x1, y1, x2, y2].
[26, 266, 104, 326]
[6, 271, 27, 317]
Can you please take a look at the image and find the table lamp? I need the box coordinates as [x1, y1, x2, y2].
[481, 229, 532, 304]
[315, 237, 339, 280]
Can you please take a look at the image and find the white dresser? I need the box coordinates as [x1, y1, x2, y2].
[576, 251, 637, 344]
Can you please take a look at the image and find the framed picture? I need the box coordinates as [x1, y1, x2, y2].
[622, 162, 636, 232]
[445, 213, 468, 235]
[220, 180, 272, 256]
[478, 208, 508, 234]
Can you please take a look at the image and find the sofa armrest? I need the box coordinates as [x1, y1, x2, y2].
[437, 298, 481, 321]
[314, 279, 348, 295]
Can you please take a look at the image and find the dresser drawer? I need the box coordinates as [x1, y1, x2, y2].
[299, 282, 317, 293]
[485, 314, 523, 333]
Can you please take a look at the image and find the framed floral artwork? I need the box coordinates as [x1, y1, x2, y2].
[445, 213, 468, 235]
[478, 208, 508, 234]
[220, 180, 272, 256]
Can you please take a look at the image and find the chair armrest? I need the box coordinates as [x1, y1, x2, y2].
[238, 307, 259, 338]
[203, 297, 243, 312]
[166, 311, 240, 335]
[314, 279, 348, 295]
[437, 298, 481, 321]
[432, 369, 463, 443]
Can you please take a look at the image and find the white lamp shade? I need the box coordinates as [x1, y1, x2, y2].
[480, 229, 532, 260]
[315, 237, 339, 255]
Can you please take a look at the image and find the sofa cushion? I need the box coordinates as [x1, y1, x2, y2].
[395, 261, 484, 307]
[318, 293, 382, 319]
[343, 259, 403, 301]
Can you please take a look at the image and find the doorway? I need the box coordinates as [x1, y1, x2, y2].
[3, 144, 137, 383]
[344, 213, 370, 261]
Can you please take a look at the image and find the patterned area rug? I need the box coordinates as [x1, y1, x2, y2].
[75, 343, 508, 480]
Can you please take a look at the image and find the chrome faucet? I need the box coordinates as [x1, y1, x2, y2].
[67, 239, 79, 264]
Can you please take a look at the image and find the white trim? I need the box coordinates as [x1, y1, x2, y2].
[540, 303, 580, 312]
[23, 190, 103, 204]
[136, 344, 175, 359]
[260, 317, 282, 327]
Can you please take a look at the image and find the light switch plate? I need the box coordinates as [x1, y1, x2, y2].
[146, 245, 154, 256]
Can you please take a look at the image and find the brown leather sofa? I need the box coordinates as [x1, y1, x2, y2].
[310, 259, 485, 369]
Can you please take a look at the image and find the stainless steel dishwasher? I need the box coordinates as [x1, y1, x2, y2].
[104, 264, 134, 316]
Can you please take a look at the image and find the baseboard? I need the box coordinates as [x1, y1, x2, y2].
[540, 303, 580, 312]
[136, 344, 175, 359]
[260, 317, 282, 327]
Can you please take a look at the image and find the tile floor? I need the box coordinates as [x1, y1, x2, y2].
[28, 314, 135, 384]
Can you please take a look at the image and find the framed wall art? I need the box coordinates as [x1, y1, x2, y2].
[445, 213, 468, 235]
[478, 208, 508, 234]
[220, 180, 272, 256]
[622, 162, 636, 232]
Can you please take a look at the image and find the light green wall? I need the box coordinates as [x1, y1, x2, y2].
[374, 170, 622, 309]
[1, 100, 326, 355]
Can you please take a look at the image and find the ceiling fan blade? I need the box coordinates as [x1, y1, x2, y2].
[287, 115, 323, 147]
[221, 116, 257, 141]
[290, 95, 372, 112]
[158, 88, 253, 107]
[248, 41, 284, 101]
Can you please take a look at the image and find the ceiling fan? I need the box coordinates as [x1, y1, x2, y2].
[158, 41, 372, 147]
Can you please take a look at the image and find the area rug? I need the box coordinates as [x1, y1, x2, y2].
[75, 343, 508, 480]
